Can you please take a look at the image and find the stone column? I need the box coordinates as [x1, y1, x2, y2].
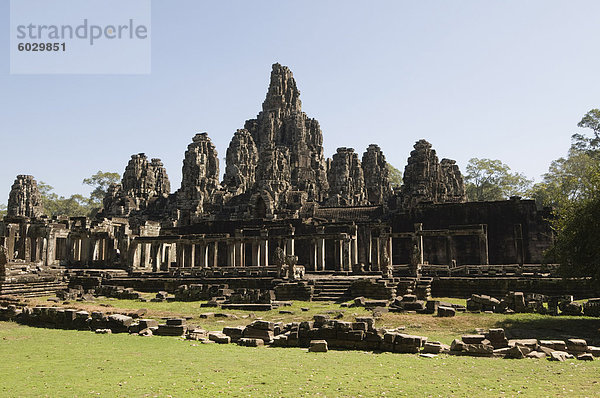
[336, 238, 343, 271]
[316, 226, 325, 271]
[342, 236, 351, 271]
[479, 228, 489, 265]
[212, 241, 219, 268]
[286, 226, 295, 256]
[260, 229, 269, 267]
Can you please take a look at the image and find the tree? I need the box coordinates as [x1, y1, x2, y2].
[571, 109, 600, 155]
[83, 171, 121, 204]
[464, 158, 533, 201]
[38, 182, 92, 217]
[547, 195, 600, 280]
[536, 109, 600, 279]
[386, 163, 403, 188]
[0, 204, 6, 218]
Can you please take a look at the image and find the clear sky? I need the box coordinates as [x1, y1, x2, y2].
[1, 0, 599, 203]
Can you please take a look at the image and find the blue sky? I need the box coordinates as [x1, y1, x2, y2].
[1, 0, 599, 203]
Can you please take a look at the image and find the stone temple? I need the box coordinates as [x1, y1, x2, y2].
[0, 63, 560, 299]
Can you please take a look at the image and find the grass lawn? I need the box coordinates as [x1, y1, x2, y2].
[2, 297, 600, 397]
[1, 322, 600, 397]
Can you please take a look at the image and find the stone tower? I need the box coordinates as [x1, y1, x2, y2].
[400, 139, 467, 208]
[223, 129, 259, 195]
[243, 63, 329, 202]
[102, 153, 171, 217]
[362, 144, 392, 205]
[177, 133, 220, 219]
[7, 175, 44, 218]
[326, 147, 367, 206]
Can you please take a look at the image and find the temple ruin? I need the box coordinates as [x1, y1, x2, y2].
[0, 63, 562, 299]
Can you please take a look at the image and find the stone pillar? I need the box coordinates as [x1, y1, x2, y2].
[479, 227, 489, 265]
[212, 241, 219, 268]
[252, 241, 260, 266]
[336, 238, 343, 271]
[514, 224, 524, 267]
[260, 229, 269, 267]
[342, 236, 351, 271]
[228, 242, 235, 267]
[286, 225, 295, 256]
[316, 226, 325, 271]
[372, 237, 380, 271]
[446, 234, 455, 267]
[176, 243, 184, 268]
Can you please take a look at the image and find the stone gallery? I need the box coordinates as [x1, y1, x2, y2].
[0, 64, 560, 299]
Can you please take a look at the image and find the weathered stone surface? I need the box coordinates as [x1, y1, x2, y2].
[244, 63, 329, 203]
[308, 339, 328, 352]
[102, 154, 171, 217]
[326, 148, 367, 206]
[208, 331, 231, 344]
[399, 140, 466, 208]
[223, 129, 259, 195]
[437, 306, 456, 317]
[361, 144, 391, 205]
[177, 133, 220, 221]
[7, 175, 44, 218]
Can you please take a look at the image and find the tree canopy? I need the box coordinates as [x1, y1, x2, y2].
[464, 158, 532, 201]
[386, 163, 403, 188]
[36, 171, 121, 218]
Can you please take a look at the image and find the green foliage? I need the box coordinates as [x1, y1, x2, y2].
[0, 204, 6, 218]
[38, 182, 92, 217]
[464, 158, 533, 201]
[37, 171, 120, 218]
[547, 196, 600, 280]
[571, 108, 600, 155]
[82, 171, 120, 204]
[536, 109, 600, 279]
[386, 163, 403, 188]
[528, 149, 600, 210]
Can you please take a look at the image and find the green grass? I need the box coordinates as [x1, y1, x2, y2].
[1, 321, 599, 397]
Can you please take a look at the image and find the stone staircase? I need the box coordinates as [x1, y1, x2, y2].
[0, 280, 68, 297]
[311, 278, 354, 302]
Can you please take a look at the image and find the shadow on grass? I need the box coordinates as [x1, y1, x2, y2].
[495, 316, 600, 344]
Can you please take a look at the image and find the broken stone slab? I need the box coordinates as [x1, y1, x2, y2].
[505, 345, 528, 359]
[526, 351, 547, 359]
[238, 338, 264, 347]
[463, 343, 494, 357]
[308, 340, 328, 353]
[566, 338, 588, 353]
[222, 326, 245, 342]
[95, 329, 112, 334]
[107, 314, 134, 333]
[548, 351, 574, 361]
[208, 331, 231, 344]
[539, 340, 566, 351]
[138, 319, 158, 329]
[419, 353, 437, 358]
[450, 338, 466, 352]
[437, 306, 456, 317]
[166, 318, 185, 326]
[155, 324, 186, 337]
[577, 353, 594, 361]
[588, 346, 600, 357]
[509, 339, 538, 351]
[186, 328, 207, 341]
[461, 335, 487, 344]
[422, 341, 450, 354]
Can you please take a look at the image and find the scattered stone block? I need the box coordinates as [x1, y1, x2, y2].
[577, 353, 594, 361]
[208, 331, 230, 344]
[308, 340, 328, 353]
[95, 329, 112, 334]
[548, 351, 573, 361]
[462, 335, 486, 344]
[566, 338, 588, 353]
[437, 306, 455, 317]
[238, 338, 264, 347]
[526, 351, 547, 359]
